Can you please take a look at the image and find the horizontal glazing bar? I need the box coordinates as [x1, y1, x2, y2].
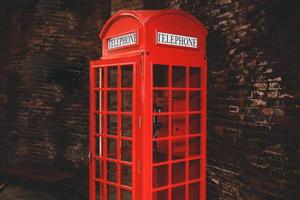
[152, 111, 202, 116]
[153, 87, 203, 91]
[93, 134, 132, 141]
[152, 156, 203, 167]
[93, 111, 132, 115]
[152, 134, 203, 141]
[152, 178, 202, 192]
[94, 88, 133, 91]
[93, 156, 132, 166]
[94, 178, 132, 191]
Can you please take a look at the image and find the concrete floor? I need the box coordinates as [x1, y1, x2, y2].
[0, 182, 84, 200]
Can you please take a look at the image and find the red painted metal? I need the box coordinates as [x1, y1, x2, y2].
[90, 10, 207, 200]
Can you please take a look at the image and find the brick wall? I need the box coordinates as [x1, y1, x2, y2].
[0, 7, 9, 167]
[164, 0, 300, 199]
[111, 0, 144, 14]
[3, 0, 110, 168]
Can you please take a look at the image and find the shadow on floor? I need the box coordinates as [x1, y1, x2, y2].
[0, 182, 83, 200]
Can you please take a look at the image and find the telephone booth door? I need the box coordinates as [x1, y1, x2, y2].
[89, 56, 142, 200]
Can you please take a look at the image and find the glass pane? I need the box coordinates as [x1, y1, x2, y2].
[172, 162, 186, 184]
[189, 159, 200, 180]
[122, 91, 132, 112]
[121, 66, 133, 88]
[153, 140, 168, 163]
[107, 185, 117, 200]
[121, 115, 132, 137]
[95, 136, 102, 156]
[172, 139, 186, 160]
[189, 182, 200, 200]
[189, 137, 201, 156]
[172, 91, 186, 112]
[107, 162, 117, 183]
[108, 67, 118, 88]
[95, 182, 103, 200]
[189, 114, 201, 134]
[153, 65, 169, 87]
[189, 67, 201, 88]
[107, 115, 117, 135]
[189, 91, 201, 111]
[108, 91, 118, 111]
[95, 91, 104, 111]
[95, 114, 101, 134]
[95, 159, 104, 179]
[153, 115, 168, 138]
[96, 67, 105, 88]
[172, 115, 185, 136]
[153, 90, 169, 112]
[153, 190, 168, 200]
[121, 140, 132, 162]
[121, 165, 132, 187]
[172, 186, 185, 200]
[153, 165, 168, 188]
[107, 138, 117, 159]
[172, 66, 186, 88]
[121, 189, 132, 200]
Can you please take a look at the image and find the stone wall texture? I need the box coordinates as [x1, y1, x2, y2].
[0, 0, 299, 199]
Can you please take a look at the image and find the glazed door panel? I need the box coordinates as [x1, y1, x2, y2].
[90, 56, 141, 200]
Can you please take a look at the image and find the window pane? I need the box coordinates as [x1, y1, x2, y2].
[153, 140, 168, 163]
[153, 65, 169, 87]
[189, 159, 201, 180]
[107, 115, 117, 135]
[189, 137, 201, 156]
[122, 91, 132, 112]
[107, 162, 117, 183]
[172, 115, 185, 136]
[108, 67, 118, 88]
[172, 186, 185, 200]
[108, 91, 118, 111]
[172, 66, 186, 88]
[189, 114, 201, 134]
[121, 115, 132, 137]
[153, 165, 168, 187]
[121, 189, 132, 200]
[153, 115, 169, 138]
[189, 182, 200, 200]
[153, 190, 168, 200]
[172, 162, 186, 184]
[121, 66, 133, 87]
[121, 140, 132, 162]
[121, 165, 132, 187]
[153, 90, 169, 112]
[172, 91, 186, 112]
[189, 67, 201, 88]
[107, 138, 117, 159]
[189, 91, 201, 111]
[172, 139, 186, 160]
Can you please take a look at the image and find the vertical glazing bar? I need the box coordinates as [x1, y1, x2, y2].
[89, 65, 95, 200]
[117, 65, 121, 200]
[168, 64, 172, 200]
[201, 62, 207, 200]
[185, 66, 189, 200]
[132, 63, 136, 200]
[103, 66, 108, 200]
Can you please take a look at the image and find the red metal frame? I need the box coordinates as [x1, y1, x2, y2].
[90, 10, 207, 200]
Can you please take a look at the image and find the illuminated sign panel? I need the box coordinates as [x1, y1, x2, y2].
[157, 32, 198, 48]
[108, 32, 137, 49]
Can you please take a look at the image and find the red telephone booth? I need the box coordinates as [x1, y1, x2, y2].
[90, 10, 207, 200]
